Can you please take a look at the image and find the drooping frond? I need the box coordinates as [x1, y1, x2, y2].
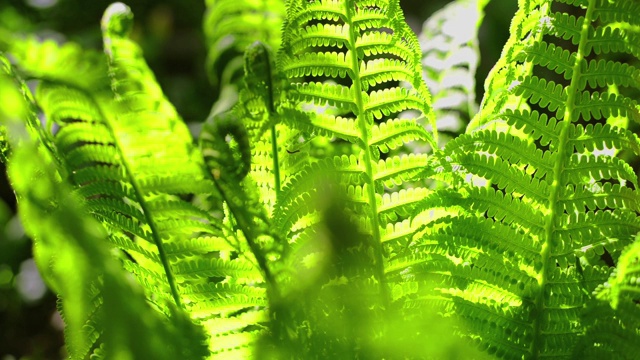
[99, 5, 267, 356]
[3, 2, 269, 356]
[397, 0, 640, 358]
[199, 107, 287, 357]
[0, 52, 208, 360]
[199, 110, 279, 286]
[96, 2, 225, 310]
[0, 34, 109, 92]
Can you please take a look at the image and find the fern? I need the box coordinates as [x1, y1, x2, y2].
[2, 0, 640, 359]
[0, 52, 208, 360]
[275, 0, 436, 287]
[577, 235, 640, 359]
[203, 0, 284, 88]
[420, 0, 489, 134]
[235, 40, 306, 211]
[401, 0, 640, 358]
[3, 3, 267, 357]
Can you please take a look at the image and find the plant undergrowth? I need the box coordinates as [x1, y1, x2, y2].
[1, 0, 640, 359]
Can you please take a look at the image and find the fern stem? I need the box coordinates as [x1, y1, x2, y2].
[50, 82, 185, 309]
[345, 0, 389, 307]
[101, 110, 184, 309]
[212, 181, 280, 296]
[531, 0, 595, 357]
[264, 54, 281, 201]
[101, 4, 184, 309]
[270, 127, 281, 199]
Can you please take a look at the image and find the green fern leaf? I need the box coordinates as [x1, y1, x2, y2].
[277, 0, 436, 295]
[420, 0, 489, 135]
[0, 35, 109, 92]
[578, 233, 640, 358]
[599, 235, 640, 309]
[204, 0, 284, 87]
[0, 53, 208, 360]
[2, 3, 271, 356]
[404, 0, 640, 358]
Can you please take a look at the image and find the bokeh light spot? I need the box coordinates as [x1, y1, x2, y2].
[25, 0, 58, 9]
[16, 259, 46, 302]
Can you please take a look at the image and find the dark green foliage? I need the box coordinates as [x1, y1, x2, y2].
[1, 0, 640, 359]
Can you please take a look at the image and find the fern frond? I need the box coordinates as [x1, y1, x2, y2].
[579, 249, 640, 360]
[407, 0, 640, 357]
[0, 55, 208, 360]
[420, 0, 489, 135]
[576, 302, 640, 359]
[255, 3, 447, 355]
[598, 238, 640, 311]
[277, 0, 436, 301]
[101, 6, 273, 356]
[2, 3, 273, 356]
[199, 110, 278, 271]
[0, 35, 109, 91]
[467, 1, 549, 131]
[203, 0, 285, 87]
[578, 233, 640, 358]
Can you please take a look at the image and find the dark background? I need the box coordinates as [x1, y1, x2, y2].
[0, 0, 516, 358]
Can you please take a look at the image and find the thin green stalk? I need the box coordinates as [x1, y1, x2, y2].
[345, 0, 389, 307]
[212, 180, 280, 297]
[270, 126, 281, 201]
[264, 53, 281, 202]
[531, 0, 595, 357]
[101, 106, 184, 309]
